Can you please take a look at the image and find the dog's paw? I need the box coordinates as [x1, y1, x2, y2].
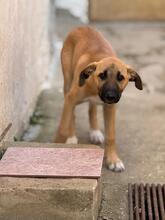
[107, 159, 125, 172]
[65, 136, 78, 144]
[89, 130, 104, 144]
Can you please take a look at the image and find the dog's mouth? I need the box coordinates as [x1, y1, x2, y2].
[99, 95, 120, 104]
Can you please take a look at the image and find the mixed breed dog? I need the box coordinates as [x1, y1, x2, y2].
[55, 26, 143, 172]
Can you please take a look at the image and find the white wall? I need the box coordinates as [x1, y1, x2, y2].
[0, 0, 50, 141]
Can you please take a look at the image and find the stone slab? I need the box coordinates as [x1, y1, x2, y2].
[0, 147, 104, 178]
[0, 177, 101, 220]
[0, 142, 103, 220]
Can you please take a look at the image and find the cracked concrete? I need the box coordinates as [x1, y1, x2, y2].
[22, 9, 165, 220]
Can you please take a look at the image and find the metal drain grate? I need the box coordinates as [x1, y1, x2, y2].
[128, 183, 165, 220]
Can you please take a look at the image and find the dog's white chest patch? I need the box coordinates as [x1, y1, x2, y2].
[83, 95, 103, 105]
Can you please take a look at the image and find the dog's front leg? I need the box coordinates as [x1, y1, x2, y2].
[103, 104, 125, 172]
[55, 92, 76, 143]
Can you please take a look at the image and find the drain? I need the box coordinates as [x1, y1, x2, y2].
[128, 183, 165, 220]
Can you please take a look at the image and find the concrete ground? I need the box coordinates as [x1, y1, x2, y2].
[22, 9, 165, 220]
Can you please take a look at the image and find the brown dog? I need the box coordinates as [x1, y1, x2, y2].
[55, 26, 143, 172]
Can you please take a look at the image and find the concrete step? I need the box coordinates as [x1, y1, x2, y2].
[0, 142, 104, 220]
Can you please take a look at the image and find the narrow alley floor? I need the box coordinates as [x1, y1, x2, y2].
[22, 9, 165, 220]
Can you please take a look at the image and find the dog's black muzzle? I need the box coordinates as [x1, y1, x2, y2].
[99, 85, 121, 104]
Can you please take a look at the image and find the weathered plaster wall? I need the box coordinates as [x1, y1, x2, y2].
[0, 0, 50, 140]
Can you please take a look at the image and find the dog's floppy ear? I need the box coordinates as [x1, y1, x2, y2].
[127, 67, 143, 90]
[79, 63, 97, 87]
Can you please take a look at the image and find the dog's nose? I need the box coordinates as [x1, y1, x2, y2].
[105, 91, 117, 101]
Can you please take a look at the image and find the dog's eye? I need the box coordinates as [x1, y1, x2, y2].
[83, 73, 90, 79]
[117, 71, 125, 81]
[99, 71, 107, 80]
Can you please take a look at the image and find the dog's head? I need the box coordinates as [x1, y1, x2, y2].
[79, 57, 143, 104]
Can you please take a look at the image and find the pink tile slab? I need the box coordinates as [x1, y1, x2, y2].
[0, 147, 104, 178]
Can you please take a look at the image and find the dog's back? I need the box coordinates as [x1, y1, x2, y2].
[61, 26, 116, 81]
